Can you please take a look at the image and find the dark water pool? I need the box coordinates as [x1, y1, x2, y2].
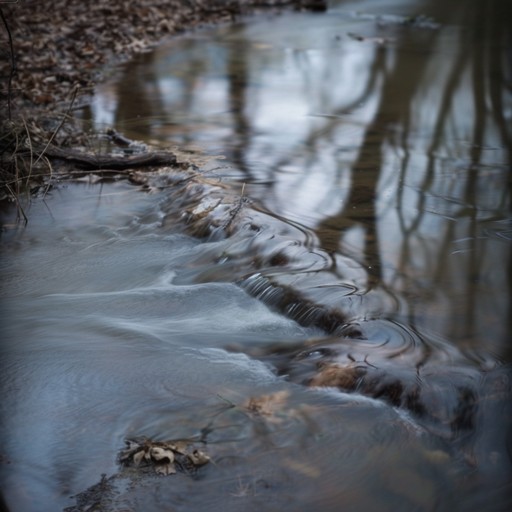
[1, 0, 511, 510]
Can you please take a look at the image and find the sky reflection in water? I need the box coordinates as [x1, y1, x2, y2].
[90, 0, 512, 361]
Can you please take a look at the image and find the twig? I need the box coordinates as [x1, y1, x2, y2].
[223, 182, 247, 232]
[11, 122, 21, 196]
[33, 85, 79, 167]
[0, 6, 16, 121]
[40, 153, 54, 198]
[106, 128, 136, 148]
[5, 182, 27, 224]
[21, 117, 34, 184]
[216, 394, 237, 407]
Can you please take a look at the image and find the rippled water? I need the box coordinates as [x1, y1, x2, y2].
[2, 0, 512, 510]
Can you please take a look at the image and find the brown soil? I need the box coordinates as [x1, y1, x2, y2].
[1, 0, 324, 113]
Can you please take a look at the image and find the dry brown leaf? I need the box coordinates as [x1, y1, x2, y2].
[150, 446, 175, 463]
[188, 449, 210, 466]
[245, 390, 290, 418]
[308, 364, 362, 389]
[167, 440, 188, 455]
[155, 462, 177, 475]
[133, 450, 145, 467]
[283, 457, 321, 478]
[120, 437, 210, 476]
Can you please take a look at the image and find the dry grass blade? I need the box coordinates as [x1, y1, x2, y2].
[5, 182, 27, 223]
[21, 117, 34, 184]
[33, 85, 79, 167]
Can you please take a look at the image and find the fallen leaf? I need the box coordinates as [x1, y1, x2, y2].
[188, 449, 210, 466]
[150, 446, 175, 463]
[283, 457, 321, 478]
[167, 440, 188, 455]
[133, 450, 145, 467]
[155, 462, 177, 475]
[245, 390, 290, 418]
[119, 437, 210, 476]
[308, 364, 363, 389]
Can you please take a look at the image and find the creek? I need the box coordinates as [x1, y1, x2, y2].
[1, 0, 511, 510]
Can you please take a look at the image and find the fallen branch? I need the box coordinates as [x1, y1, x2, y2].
[40, 145, 177, 171]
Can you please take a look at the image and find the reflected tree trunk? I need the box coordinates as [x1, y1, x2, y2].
[315, 30, 438, 288]
[226, 27, 253, 177]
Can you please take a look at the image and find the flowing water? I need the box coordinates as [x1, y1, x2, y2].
[1, 0, 512, 510]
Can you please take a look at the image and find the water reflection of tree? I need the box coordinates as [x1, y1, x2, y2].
[226, 25, 253, 176]
[316, 28, 439, 287]
[206, 0, 511, 354]
[101, 0, 511, 355]
[244, 1, 510, 352]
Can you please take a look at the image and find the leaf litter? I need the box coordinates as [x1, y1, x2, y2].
[119, 437, 210, 477]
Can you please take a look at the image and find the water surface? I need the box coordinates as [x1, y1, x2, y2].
[2, 0, 512, 510]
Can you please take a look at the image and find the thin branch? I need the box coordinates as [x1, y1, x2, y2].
[5, 182, 27, 224]
[0, 5, 16, 121]
[21, 116, 34, 183]
[33, 85, 79, 167]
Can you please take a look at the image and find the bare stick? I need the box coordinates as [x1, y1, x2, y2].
[33, 85, 79, 167]
[5, 182, 27, 224]
[21, 117, 34, 183]
[0, 6, 16, 120]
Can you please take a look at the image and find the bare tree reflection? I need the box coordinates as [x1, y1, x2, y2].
[226, 24, 253, 176]
[95, 0, 511, 356]
[313, 24, 444, 294]
[309, 0, 512, 353]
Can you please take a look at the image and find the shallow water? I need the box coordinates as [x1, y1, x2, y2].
[2, 0, 512, 510]
[90, 0, 512, 357]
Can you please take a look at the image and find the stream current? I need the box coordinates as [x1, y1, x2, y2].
[1, 1, 511, 510]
